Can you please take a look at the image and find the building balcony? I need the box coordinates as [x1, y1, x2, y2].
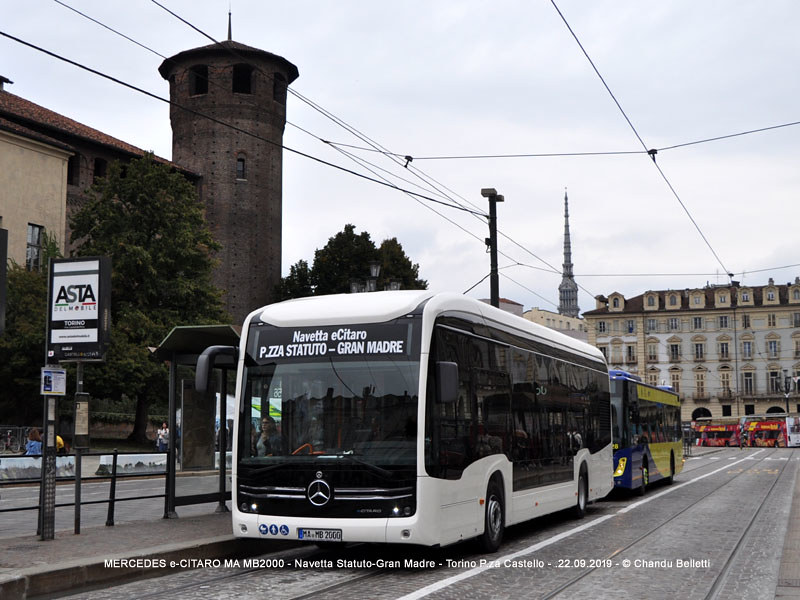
[718, 356, 731, 362]
[625, 358, 637, 365]
[692, 393, 710, 402]
[717, 390, 734, 401]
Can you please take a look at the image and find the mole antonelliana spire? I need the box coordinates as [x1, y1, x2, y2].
[558, 189, 580, 318]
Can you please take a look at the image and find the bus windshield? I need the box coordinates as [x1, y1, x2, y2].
[240, 359, 419, 467]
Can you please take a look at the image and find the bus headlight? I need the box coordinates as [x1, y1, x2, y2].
[614, 457, 627, 477]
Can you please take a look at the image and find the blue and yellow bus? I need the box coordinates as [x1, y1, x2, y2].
[609, 370, 683, 494]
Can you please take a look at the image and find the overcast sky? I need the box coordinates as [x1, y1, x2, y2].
[4, 1, 799, 315]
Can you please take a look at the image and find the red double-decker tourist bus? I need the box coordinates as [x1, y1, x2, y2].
[744, 419, 787, 447]
[695, 422, 739, 447]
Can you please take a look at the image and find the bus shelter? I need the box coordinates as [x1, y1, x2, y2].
[155, 324, 240, 518]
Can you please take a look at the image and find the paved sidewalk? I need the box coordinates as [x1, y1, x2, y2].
[0, 510, 296, 599]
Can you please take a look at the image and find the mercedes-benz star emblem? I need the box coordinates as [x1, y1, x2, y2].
[307, 479, 332, 507]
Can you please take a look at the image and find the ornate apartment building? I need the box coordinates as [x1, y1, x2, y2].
[583, 278, 800, 422]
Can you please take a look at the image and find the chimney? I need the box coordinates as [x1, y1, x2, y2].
[0, 76, 13, 91]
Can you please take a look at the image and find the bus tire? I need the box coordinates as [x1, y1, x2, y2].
[573, 466, 588, 519]
[638, 460, 648, 496]
[478, 477, 504, 553]
[665, 453, 675, 485]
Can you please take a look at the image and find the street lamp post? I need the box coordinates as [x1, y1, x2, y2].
[481, 188, 504, 308]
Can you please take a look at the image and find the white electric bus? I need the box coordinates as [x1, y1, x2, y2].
[196, 291, 613, 551]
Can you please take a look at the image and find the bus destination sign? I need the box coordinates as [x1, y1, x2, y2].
[250, 323, 415, 364]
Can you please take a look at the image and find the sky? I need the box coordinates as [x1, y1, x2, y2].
[3, 1, 800, 315]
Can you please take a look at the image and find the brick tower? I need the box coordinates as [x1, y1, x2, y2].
[159, 37, 298, 323]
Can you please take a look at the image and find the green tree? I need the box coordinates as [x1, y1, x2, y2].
[0, 232, 61, 424]
[70, 154, 227, 442]
[274, 259, 312, 302]
[276, 224, 427, 299]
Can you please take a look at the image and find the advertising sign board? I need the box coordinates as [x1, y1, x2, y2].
[46, 257, 111, 362]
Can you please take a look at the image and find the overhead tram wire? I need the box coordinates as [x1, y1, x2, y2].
[147, 0, 495, 224]
[0, 30, 482, 218]
[549, 0, 732, 279]
[147, 1, 596, 297]
[49, 1, 570, 302]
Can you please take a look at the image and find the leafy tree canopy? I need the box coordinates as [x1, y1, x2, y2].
[69, 153, 228, 441]
[0, 232, 61, 424]
[276, 224, 427, 300]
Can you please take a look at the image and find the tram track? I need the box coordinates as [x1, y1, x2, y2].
[54, 448, 796, 600]
[540, 448, 791, 599]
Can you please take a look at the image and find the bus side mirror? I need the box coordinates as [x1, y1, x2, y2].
[196, 345, 238, 392]
[436, 361, 459, 404]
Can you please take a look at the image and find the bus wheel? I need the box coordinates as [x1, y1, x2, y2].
[478, 478, 504, 553]
[665, 454, 675, 485]
[638, 461, 648, 496]
[573, 467, 588, 519]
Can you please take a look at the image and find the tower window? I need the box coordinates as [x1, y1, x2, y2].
[93, 158, 107, 183]
[189, 65, 208, 95]
[67, 154, 80, 186]
[232, 64, 253, 94]
[273, 73, 287, 104]
[236, 156, 246, 180]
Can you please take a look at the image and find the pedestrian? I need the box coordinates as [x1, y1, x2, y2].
[157, 422, 169, 452]
[56, 435, 69, 455]
[25, 428, 42, 456]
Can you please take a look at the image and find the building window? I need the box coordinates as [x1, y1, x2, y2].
[745, 404, 755, 415]
[794, 313, 800, 328]
[795, 339, 800, 359]
[598, 346, 608, 359]
[669, 295, 678, 306]
[626, 320, 635, 334]
[742, 314, 750, 329]
[626, 345, 636, 363]
[668, 318, 679, 331]
[767, 290, 776, 301]
[768, 340, 780, 358]
[694, 343, 705, 361]
[646, 318, 657, 333]
[26, 223, 44, 271]
[670, 372, 681, 394]
[647, 296, 655, 307]
[719, 294, 726, 303]
[719, 342, 729, 360]
[67, 154, 80, 186]
[647, 372, 659, 387]
[232, 64, 253, 94]
[669, 344, 681, 362]
[742, 341, 752, 359]
[722, 405, 732, 417]
[189, 64, 208, 95]
[693, 317, 703, 330]
[273, 72, 287, 104]
[770, 370, 782, 393]
[768, 314, 776, 328]
[720, 371, 731, 395]
[93, 158, 107, 183]
[598, 321, 606, 334]
[236, 156, 246, 180]
[743, 372, 755, 395]
[647, 343, 658, 362]
[694, 296, 701, 305]
[719, 316, 728, 329]
[695, 372, 706, 397]
[794, 289, 800, 301]
[612, 298, 620, 308]
[742, 291, 750, 302]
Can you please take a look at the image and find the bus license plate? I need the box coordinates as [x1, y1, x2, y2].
[298, 528, 342, 541]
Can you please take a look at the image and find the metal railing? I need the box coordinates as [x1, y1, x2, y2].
[0, 450, 167, 531]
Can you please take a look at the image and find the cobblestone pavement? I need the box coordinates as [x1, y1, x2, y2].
[49, 448, 800, 600]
